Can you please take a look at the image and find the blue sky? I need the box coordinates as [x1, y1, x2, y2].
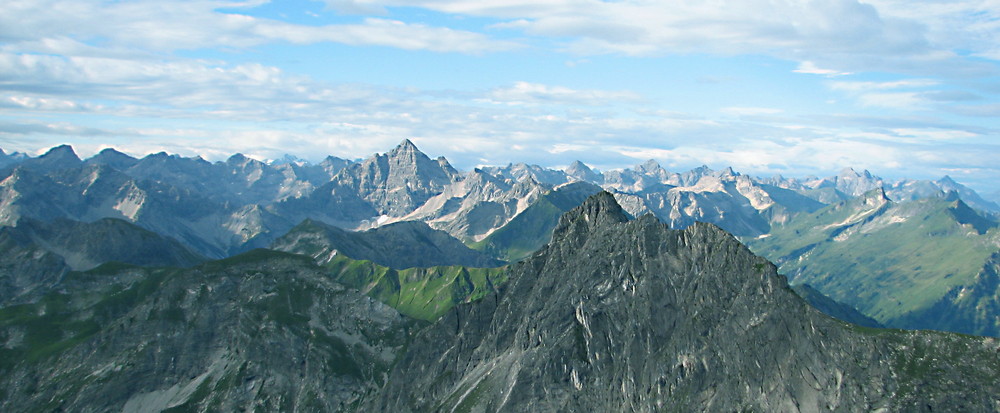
[2, 0, 1000, 195]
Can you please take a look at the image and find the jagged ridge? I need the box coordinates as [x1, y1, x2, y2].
[370, 192, 1000, 411]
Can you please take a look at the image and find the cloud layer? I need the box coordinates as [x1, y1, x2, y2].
[1, 0, 999, 195]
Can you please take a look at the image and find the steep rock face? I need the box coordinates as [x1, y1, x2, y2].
[332, 140, 459, 216]
[271, 219, 504, 269]
[0, 251, 416, 412]
[395, 169, 548, 241]
[371, 192, 1000, 412]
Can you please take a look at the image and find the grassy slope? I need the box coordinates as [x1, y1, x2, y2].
[322, 254, 506, 322]
[750, 193, 1000, 326]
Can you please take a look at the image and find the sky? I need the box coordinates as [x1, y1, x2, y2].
[2, 0, 1000, 195]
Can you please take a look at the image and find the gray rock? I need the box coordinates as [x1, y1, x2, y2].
[370, 192, 1000, 412]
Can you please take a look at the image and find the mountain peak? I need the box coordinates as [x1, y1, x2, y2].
[938, 175, 958, 186]
[718, 166, 738, 178]
[17, 144, 82, 172]
[227, 153, 249, 162]
[839, 167, 874, 179]
[552, 191, 629, 240]
[839, 167, 859, 176]
[88, 148, 138, 170]
[566, 160, 601, 182]
[392, 139, 419, 153]
[40, 144, 81, 162]
[637, 158, 662, 172]
[385, 139, 432, 164]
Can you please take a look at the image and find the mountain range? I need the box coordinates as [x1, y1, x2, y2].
[3, 192, 998, 411]
[3, 141, 1000, 409]
[3, 141, 1000, 339]
[5, 141, 995, 258]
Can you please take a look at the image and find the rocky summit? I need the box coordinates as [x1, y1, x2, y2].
[370, 192, 1000, 412]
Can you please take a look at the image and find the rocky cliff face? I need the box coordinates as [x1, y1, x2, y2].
[370, 192, 1000, 412]
[331, 139, 460, 216]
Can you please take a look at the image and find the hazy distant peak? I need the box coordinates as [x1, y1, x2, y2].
[566, 160, 596, 176]
[88, 148, 138, 170]
[636, 158, 662, 173]
[717, 166, 738, 178]
[227, 153, 249, 162]
[838, 167, 873, 178]
[40, 144, 81, 162]
[96, 147, 129, 157]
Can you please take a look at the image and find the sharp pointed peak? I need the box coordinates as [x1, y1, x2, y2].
[386, 139, 430, 160]
[838, 167, 874, 178]
[395, 138, 419, 151]
[718, 166, 738, 177]
[553, 191, 629, 237]
[938, 175, 958, 185]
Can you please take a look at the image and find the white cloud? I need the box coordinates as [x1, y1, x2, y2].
[0, 0, 517, 54]
[486, 82, 642, 106]
[793, 61, 853, 76]
[327, 0, 955, 74]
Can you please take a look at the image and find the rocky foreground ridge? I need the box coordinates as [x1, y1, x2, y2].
[371, 193, 1000, 412]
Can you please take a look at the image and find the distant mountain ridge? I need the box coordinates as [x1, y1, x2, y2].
[270, 218, 503, 269]
[749, 188, 1000, 336]
[3, 142, 993, 253]
[4, 141, 1000, 339]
